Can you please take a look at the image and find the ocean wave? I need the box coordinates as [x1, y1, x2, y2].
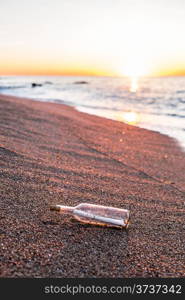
[77, 103, 121, 112]
[176, 90, 185, 94]
[177, 98, 185, 104]
[45, 98, 77, 106]
[167, 113, 185, 118]
[0, 85, 26, 90]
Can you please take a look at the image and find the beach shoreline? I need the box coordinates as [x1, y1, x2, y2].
[0, 93, 185, 277]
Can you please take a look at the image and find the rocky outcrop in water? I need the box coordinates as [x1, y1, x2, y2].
[31, 83, 42, 88]
[74, 81, 88, 84]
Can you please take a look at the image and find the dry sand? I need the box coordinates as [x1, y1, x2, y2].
[0, 93, 185, 278]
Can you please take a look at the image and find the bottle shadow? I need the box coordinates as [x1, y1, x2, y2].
[70, 218, 130, 232]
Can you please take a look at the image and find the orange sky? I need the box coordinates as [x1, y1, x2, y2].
[1, 0, 185, 77]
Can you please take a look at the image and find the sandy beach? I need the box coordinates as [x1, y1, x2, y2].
[0, 93, 185, 278]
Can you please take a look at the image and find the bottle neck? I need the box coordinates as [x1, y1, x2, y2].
[50, 204, 74, 213]
[57, 205, 74, 214]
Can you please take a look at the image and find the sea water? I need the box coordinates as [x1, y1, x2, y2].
[0, 75, 185, 149]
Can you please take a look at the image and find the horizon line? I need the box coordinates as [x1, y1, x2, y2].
[1, 73, 185, 78]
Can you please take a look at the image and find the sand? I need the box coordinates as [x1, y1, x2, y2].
[0, 93, 185, 278]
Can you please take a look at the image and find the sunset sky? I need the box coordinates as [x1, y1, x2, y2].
[1, 0, 185, 77]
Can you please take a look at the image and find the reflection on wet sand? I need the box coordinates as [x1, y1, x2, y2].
[116, 111, 140, 125]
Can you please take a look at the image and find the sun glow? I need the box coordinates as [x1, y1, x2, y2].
[121, 58, 149, 78]
[1, 1, 185, 76]
[118, 59, 149, 92]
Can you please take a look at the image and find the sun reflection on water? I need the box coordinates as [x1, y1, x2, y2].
[130, 77, 138, 93]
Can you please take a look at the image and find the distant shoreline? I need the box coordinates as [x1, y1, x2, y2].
[1, 89, 184, 152]
[1, 75, 185, 150]
[0, 93, 185, 277]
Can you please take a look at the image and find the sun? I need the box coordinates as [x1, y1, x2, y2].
[118, 59, 149, 92]
[123, 60, 148, 77]
[117, 56, 149, 78]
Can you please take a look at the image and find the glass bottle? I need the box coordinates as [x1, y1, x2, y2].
[50, 203, 130, 229]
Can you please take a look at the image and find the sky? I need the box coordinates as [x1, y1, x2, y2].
[0, 0, 185, 77]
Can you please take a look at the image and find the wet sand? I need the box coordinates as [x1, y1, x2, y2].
[0, 93, 185, 278]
